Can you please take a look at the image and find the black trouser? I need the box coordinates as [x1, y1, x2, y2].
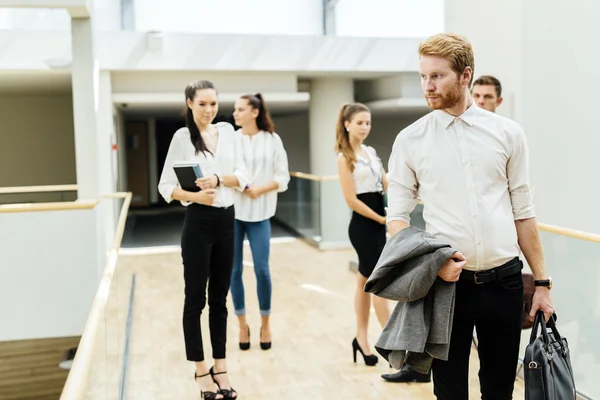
[181, 203, 234, 362]
[432, 258, 524, 400]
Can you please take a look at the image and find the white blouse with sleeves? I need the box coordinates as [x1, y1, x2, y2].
[158, 122, 249, 208]
[234, 130, 290, 222]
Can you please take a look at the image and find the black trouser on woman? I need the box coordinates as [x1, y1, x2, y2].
[181, 203, 235, 362]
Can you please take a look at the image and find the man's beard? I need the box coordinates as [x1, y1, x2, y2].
[425, 82, 463, 110]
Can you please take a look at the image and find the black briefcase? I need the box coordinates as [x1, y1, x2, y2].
[524, 311, 576, 400]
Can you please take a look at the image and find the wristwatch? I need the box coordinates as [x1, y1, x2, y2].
[534, 277, 552, 289]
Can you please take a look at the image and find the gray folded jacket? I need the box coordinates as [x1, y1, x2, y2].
[364, 226, 457, 374]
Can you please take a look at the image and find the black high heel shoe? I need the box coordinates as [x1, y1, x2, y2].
[352, 338, 378, 366]
[260, 326, 272, 350]
[194, 372, 222, 400]
[239, 325, 250, 351]
[210, 367, 238, 399]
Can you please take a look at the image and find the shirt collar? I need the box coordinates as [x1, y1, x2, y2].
[435, 99, 479, 129]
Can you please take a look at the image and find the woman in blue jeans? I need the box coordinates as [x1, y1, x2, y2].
[231, 93, 290, 351]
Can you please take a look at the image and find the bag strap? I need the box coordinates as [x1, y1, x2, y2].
[529, 310, 550, 345]
[545, 313, 562, 341]
[529, 310, 561, 346]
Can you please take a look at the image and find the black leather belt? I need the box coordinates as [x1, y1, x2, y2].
[460, 257, 523, 284]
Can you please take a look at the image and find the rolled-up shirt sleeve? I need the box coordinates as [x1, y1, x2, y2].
[272, 133, 290, 193]
[232, 134, 249, 191]
[158, 132, 183, 204]
[507, 124, 536, 220]
[386, 132, 419, 224]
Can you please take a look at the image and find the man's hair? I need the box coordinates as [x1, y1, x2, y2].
[473, 75, 502, 98]
[419, 33, 475, 86]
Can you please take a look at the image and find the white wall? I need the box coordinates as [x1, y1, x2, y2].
[0, 209, 98, 341]
[0, 1, 121, 30]
[273, 112, 310, 172]
[134, 0, 323, 35]
[334, 0, 444, 38]
[0, 95, 76, 188]
[93, 0, 122, 31]
[522, 2, 600, 233]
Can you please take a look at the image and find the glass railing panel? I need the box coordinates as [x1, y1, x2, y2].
[61, 193, 132, 400]
[100, 195, 129, 400]
[518, 230, 600, 400]
[0, 190, 77, 204]
[274, 175, 322, 243]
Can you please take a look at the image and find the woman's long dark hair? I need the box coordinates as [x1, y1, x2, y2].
[184, 80, 217, 155]
[240, 93, 275, 133]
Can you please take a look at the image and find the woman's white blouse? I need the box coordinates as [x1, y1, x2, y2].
[158, 122, 249, 208]
[339, 145, 383, 194]
[234, 130, 290, 222]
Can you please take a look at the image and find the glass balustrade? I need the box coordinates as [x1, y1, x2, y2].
[274, 174, 322, 244]
[517, 229, 600, 399]
[0, 189, 77, 204]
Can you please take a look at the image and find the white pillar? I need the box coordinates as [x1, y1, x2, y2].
[96, 71, 116, 196]
[444, 0, 523, 123]
[96, 70, 117, 271]
[309, 78, 354, 249]
[71, 17, 100, 199]
[71, 17, 109, 279]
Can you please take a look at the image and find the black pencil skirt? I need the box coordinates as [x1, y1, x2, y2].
[348, 192, 387, 278]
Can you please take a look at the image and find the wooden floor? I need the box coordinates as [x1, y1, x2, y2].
[85, 238, 525, 399]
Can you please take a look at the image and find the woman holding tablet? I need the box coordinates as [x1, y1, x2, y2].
[158, 80, 247, 400]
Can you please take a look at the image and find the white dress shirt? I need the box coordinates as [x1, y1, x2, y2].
[234, 130, 290, 222]
[342, 145, 384, 194]
[386, 102, 535, 271]
[158, 122, 248, 208]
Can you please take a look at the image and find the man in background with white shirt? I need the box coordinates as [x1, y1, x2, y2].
[384, 33, 554, 399]
[472, 75, 504, 113]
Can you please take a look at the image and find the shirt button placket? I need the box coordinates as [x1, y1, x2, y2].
[455, 124, 482, 268]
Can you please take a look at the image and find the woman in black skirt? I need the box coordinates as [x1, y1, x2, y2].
[158, 80, 247, 399]
[335, 102, 390, 367]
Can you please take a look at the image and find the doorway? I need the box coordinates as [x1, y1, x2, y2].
[125, 120, 150, 207]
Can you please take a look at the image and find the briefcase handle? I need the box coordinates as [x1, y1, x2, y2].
[529, 310, 562, 347]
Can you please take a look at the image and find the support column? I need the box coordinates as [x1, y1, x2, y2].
[96, 71, 117, 273]
[444, 0, 523, 123]
[97, 71, 116, 197]
[309, 78, 354, 249]
[71, 17, 108, 279]
[71, 17, 100, 199]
